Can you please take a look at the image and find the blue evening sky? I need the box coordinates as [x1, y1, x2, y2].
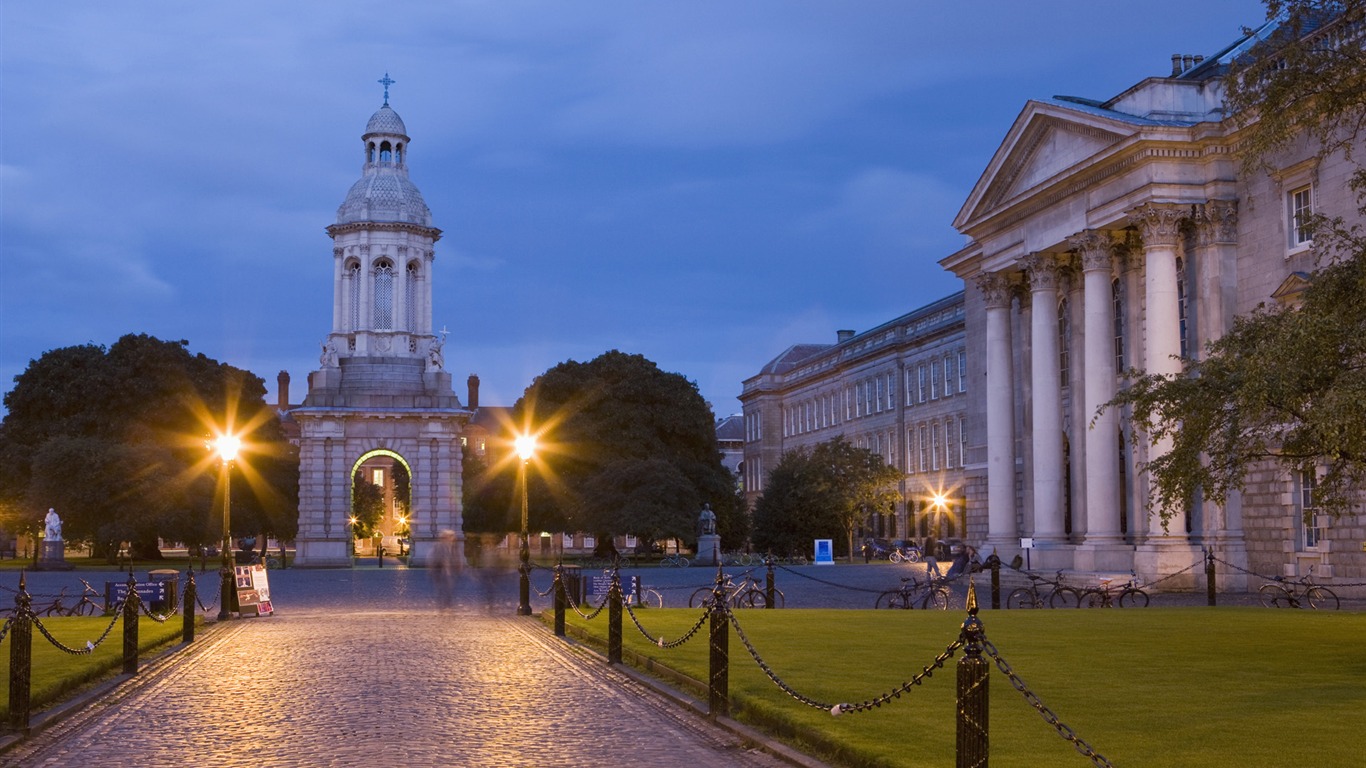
[0, 1, 1266, 416]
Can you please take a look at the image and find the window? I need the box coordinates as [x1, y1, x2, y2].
[1289, 184, 1314, 249]
[373, 468, 385, 485]
[958, 350, 967, 393]
[906, 429, 916, 473]
[919, 425, 929, 472]
[1112, 278, 1124, 371]
[929, 423, 939, 470]
[875, 377, 884, 413]
[918, 365, 927, 403]
[406, 263, 419, 331]
[931, 360, 941, 399]
[349, 263, 361, 329]
[906, 369, 914, 404]
[944, 355, 956, 398]
[958, 417, 967, 467]
[886, 373, 895, 409]
[945, 418, 955, 469]
[1297, 471, 1325, 550]
[374, 260, 395, 330]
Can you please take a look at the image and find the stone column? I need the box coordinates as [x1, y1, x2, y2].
[1073, 231, 1125, 563]
[979, 271, 1018, 550]
[1024, 254, 1065, 543]
[1131, 203, 1200, 583]
[359, 245, 374, 332]
[332, 247, 346, 332]
[395, 246, 409, 333]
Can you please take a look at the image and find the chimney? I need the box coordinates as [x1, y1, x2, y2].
[1172, 54, 1183, 76]
[277, 371, 290, 410]
[1182, 54, 1196, 72]
[467, 374, 480, 410]
[837, 329, 855, 343]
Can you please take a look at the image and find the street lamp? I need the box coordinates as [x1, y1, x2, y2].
[515, 433, 536, 616]
[212, 433, 241, 621]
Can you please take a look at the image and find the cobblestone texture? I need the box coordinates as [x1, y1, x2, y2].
[2, 573, 791, 768]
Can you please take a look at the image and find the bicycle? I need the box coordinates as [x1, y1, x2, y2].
[875, 575, 949, 610]
[1258, 571, 1339, 609]
[632, 584, 665, 608]
[37, 579, 102, 617]
[1076, 575, 1149, 608]
[689, 573, 785, 609]
[658, 552, 690, 568]
[889, 545, 922, 564]
[1007, 570, 1067, 609]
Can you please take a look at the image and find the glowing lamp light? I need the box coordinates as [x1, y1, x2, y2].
[515, 434, 537, 462]
[214, 434, 242, 462]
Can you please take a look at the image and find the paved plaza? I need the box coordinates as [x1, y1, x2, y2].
[1, 567, 800, 768]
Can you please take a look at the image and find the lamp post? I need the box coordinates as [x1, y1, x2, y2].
[515, 434, 536, 616]
[213, 433, 241, 621]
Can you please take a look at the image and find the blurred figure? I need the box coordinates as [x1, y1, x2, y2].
[432, 529, 463, 610]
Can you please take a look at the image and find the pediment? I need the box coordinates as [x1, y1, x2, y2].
[955, 103, 1135, 232]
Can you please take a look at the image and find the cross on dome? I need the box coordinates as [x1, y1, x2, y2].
[378, 72, 396, 105]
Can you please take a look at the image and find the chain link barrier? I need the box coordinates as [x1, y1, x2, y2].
[621, 599, 710, 649]
[0, 615, 13, 646]
[562, 577, 611, 620]
[984, 639, 1114, 767]
[1211, 554, 1366, 588]
[727, 604, 964, 714]
[30, 601, 127, 656]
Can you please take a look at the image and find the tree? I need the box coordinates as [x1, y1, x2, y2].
[0, 334, 298, 559]
[1108, 1, 1366, 524]
[751, 436, 901, 559]
[350, 471, 384, 540]
[506, 350, 739, 548]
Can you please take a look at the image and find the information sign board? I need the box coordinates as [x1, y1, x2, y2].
[813, 539, 834, 565]
[234, 564, 273, 616]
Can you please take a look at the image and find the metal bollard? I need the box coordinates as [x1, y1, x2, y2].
[956, 580, 988, 767]
[183, 568, 197, 643]
[1205, 548, 1217, 607]
[607, 569, 623, 665]
[988, 555, 1001, 610]
[378, 545, 384, 568]
[8, 573, 33, 732]
[765, 557, 776, 609]
[122, 570, 140, 675]
[553, 565, 566, 637]
[709, 600, 729, 717]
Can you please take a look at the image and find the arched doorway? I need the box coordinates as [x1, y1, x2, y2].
[350, 449, 414, 560]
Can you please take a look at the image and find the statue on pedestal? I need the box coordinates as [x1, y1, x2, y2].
[44, 508, 62, 541]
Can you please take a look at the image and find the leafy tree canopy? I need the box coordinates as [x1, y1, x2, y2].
[480, 350, 741, 547]
[0, 334, 298, 559]
[751, 436, 900, 559]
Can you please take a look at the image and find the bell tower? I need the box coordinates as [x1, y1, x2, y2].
[292, 76, 469, 568]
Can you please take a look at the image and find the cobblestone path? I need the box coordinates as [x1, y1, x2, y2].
[3, 606, 790, 768]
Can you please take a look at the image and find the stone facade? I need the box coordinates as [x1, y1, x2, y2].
[291, 96, 470, 568]
[940, 15, 1366, 590]
[740, 294, 970, 544]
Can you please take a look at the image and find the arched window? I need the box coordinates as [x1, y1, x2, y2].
[406, 263, 419, 331]
[374, 260, 395, 329]
[380, 141, 393, 162]
[348, 263, 361, 330]
[367, 143, 376, 163]
[395, 143, 403, 164]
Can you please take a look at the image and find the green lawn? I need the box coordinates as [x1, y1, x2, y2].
[0, 614, 190, 719]
[555, 607, 1366, 768]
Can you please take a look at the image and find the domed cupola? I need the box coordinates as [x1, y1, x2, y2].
[335, 76, 433, 227]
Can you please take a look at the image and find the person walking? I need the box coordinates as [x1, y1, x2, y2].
[432, 530, 463, 609]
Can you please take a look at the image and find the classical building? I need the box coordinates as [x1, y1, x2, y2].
[740, 294, 969, 544]
[942, 15, 1365, 586]
[291, 87, 471, 567]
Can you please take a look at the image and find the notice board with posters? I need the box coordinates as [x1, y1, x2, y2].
[234, 564, 273, 616]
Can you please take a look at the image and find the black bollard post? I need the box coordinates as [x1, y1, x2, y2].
[988, 554, 1001, 610]
[708, 568, 729, 717]
[553, 565, 566, 638]
[123, 570, 141, 675]
[765, 556, 776, 609]
[378, 545, 384, 568]
[607, 568, 623, 665]
[183, 568, 197, 644]
[1205, 548, 1217, 607]
[956, 579, 988, 767]
[8, 572, 33, 732]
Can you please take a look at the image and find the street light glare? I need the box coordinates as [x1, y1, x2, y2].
[932, 492, 949, 510]
[214, 434, 242, 462]
[515, 434, 537, 462]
